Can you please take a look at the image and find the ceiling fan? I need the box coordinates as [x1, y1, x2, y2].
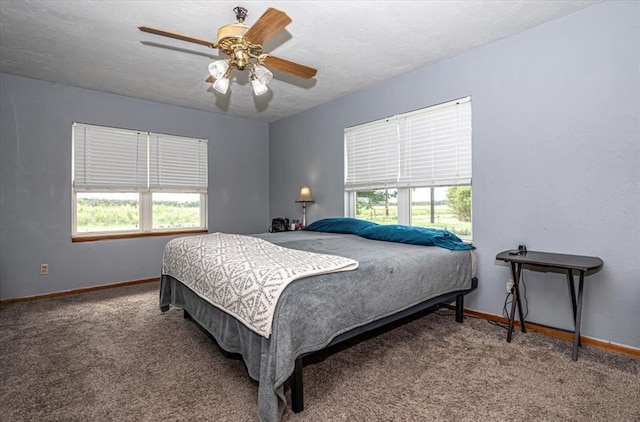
[139, 6, 317, 96]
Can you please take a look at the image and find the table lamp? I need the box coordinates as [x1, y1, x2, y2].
[295, 186, 314, 227]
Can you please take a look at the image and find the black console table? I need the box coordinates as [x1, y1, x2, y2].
[495, 250, 603, 361]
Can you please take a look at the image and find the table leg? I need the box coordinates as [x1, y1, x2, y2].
[507, 262, 526, 342]
[507, 289, 517, 343]
[566, 269, 582, 347]
[572, 271, 585, 361]
[513, 262, 527, 334]
[566, 269, 577, 318]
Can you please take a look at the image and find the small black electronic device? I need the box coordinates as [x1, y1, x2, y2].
[269, 218, 290, 233]
[508, 244, 528, 255]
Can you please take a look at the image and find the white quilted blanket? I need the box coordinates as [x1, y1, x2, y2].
[162, 232, 359, 338]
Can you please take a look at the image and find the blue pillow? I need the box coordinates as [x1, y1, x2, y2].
[304, 218, 378, 235]
[358, 224, 475, 251]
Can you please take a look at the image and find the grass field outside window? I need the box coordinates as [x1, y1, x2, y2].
[353, 186, 471, 237]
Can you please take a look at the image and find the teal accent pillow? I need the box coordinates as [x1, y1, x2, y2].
[304, 218, 379, 235]
[358, 224, 475, 251]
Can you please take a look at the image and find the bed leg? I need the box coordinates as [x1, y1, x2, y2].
[183, 310, 192, 320]
[291, 357, 304, 413]
[455, 294, 464, 323]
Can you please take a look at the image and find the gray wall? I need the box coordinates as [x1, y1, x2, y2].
[269, 1, 640, 349]
[0, 74, 270, 299]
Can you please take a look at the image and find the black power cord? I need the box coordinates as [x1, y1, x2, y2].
[487, 270, 529, 331]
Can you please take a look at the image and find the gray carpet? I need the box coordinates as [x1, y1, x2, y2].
[1, 282, 638, 422]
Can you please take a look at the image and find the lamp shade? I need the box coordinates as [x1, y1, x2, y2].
[295, 186, 314, 203]
[208, 60, 229, 79]
[212, 77, 230, 94]
[251, 76, 268, 96]
[253, 64, 273, 85]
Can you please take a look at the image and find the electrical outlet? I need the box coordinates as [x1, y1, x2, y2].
[40, 264, 49, 275]
[506, 278, 514, 294]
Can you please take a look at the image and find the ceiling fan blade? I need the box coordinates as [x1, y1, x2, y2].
[263, 55, 317, 79]
[138, 26, 217, 49]
[243, 8, 292, 46]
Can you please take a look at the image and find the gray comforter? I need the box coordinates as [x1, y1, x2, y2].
[159, 231, 474, 422]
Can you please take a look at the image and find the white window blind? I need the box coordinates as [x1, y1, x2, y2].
[344, 119, 399, 190]
[73, 122, 207, 193]
[344, 97, 471, 191]
[149, 133, 208, 193]
[73, 124, 147, 191]
[399, 98, 472, 187]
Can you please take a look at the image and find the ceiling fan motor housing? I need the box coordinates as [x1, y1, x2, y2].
[217, 22, 249, 40]
[217, 23, 264, 70]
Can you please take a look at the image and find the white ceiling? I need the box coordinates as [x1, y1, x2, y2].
[0, 1, 599, 123]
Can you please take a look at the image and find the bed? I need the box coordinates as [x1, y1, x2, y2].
[160, 221, 477, 422]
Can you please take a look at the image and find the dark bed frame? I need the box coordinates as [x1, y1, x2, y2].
[184, 277, 478, 414]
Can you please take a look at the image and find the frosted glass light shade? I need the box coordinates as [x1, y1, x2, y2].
[253, 64, 273, 85]
[208, 60, 229, 79]
[212, 77, 230, 94]
[251, 77, 268, 96]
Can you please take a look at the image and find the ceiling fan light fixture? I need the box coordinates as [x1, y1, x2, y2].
[208, 59, 229, 79]
[212, 77, 230, 94]
[251, 75, 269, 96]
[253, 64, 273, 85]
[139, 6, 317, 99]
[233, 50, 250, 70]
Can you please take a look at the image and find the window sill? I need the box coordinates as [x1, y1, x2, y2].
[72, 228, 208, 242]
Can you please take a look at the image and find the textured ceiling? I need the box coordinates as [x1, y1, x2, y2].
[0, 1, 599, 122]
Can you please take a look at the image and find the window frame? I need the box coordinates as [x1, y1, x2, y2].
[344, 97, 472, 239]
[71, 123, 208, 240]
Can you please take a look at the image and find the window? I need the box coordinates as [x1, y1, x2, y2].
[354, 189, 399, 224]
[72, 123, 208, 238]
[345, 97, 472, 238]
